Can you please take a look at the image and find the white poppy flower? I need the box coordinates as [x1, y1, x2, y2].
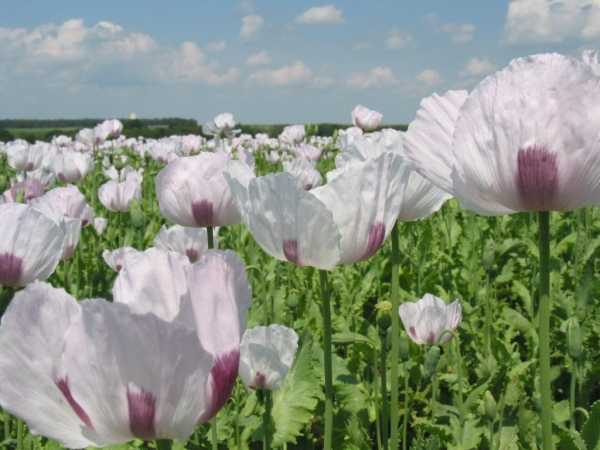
[399, 294, 462, 345]
[239, 324, 299, 390]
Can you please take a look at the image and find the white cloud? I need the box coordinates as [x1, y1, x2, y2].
[352, 42, 371, 51]
[416, 69, 442, 86]
[246, 50, 271, 66]
[461, 57, 496, 77]
[348, 67, 398, 89]
[440, 23, 476, 43]
[0, 19, 239, 87]
[206, 40, 227, 52]
[385, 30, 412, 49]
[504, 0, 600, 44]
[159, 41, 239, 85]
[296, 5, 344, 25]
[0, 19, 157, 63]
[249, 61, 330, 87]
[240, 14, 264, 39]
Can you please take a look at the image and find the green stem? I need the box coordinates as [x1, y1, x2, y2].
[207, 227, 218, 450]
[260, 390, 272, 450]
[431, 373, 438, 420]
[16, 419, 23, 450]
[538, 211, 553, 450]
[3, 411, 9, 442]
[570, 358, 577, 431]
[390, 223, 401, 449]
[207, 226, 215, 250]
[485, 273, 493, 354]
[379, 335, 388, 450]
[211, 416, 218, 450]
[402, 371, 409, 450]
[156, 439, 173, 450]
[319, 270, 333, 450]
[455, 336, 465, 443]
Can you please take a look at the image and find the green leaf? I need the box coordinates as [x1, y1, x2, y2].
[272, 339, 321, 447]
[498, 426, 519, 450]
[558, 429, 587, 450]
[332, 331, 377, 348]
[583, 400, 600, 450]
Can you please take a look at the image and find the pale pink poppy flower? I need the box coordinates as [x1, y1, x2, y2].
[352, 105, 383, 131]
[239, 325, 299, 391]
[98, 176, 142, 212]
[283, 158, 323, 191]
[0, 282, 215, 447]
[102, 247, 142, 272]
[405, 53, 600, 214]
[52, 150, 94, 184]
[2, 178, 45, 203]
[113, 249, 252, 422]
[93, 217, 108, 235]
[399, 294, 462, 345]
[0, 203, 65, 287]
[153, 225, 213, 263]
[279, 125, 306, 146]
[156, 152, 254, 227]
[32, 185, 94, 226]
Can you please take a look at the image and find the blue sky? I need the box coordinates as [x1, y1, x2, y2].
[0, 1, 597, 123]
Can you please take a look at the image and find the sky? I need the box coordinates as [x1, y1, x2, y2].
[0, 0, 598, 123]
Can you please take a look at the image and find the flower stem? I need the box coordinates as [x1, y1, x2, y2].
[319, 269, 333, 450]
[570, 358, 577, 431]
[402, 371, 409, 450]
[207, 226, 215, 250]
[259, 390, 272, 450]
[16, 419, 23, 450]
[211, 417, 218, 450]
[207, 225, 218, 450]
[379, 334, 388, 450]
[538, 211, 553, 450]
[156, 439, 172, 450]
[389, 222, 401, 449]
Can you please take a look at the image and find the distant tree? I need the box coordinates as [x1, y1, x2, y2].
[0, 129, 14, 142]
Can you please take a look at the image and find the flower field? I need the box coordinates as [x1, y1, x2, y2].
[1, 53, 600, 450]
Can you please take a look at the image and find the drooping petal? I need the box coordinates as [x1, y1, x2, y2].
[0, 203, 65, 287]
[228, 173, 341, 269]
[403, 90, 468, 194]
[312, 153, 404, 263]
[452, 53, 600, 214]
[0, 282, 93, 448]
[60, 299, 214, 443]
[113, 248, 192, 324]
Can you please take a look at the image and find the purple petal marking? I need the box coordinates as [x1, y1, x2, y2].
[186, 248, 200, 263]
[361, 222, 386, 261]
[56, 377, 94, 430]
[191, 200, 214, 227]
[0, 253, 23, 287]
[252, 372, 267, 390]
[201, 350, 240, 422]
[409, 326, 417, 339]
[283, 239, 301, 265]
[517, 145, 558, 211]
[427, 332, 436, 345]
[127, 386, 156, 440]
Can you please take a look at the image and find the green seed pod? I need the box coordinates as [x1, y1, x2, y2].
[398, 334, 410, 361]
[566, 317, 583, 361]
[286, 292, 299, 309]
[129, 201, 145, 229]
[484, 390, 497, 420]
[377, 313, 391, 335]
[423, 345, 441, 379]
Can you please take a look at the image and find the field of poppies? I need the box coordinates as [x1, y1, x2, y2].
[1, 52, 600, 450]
